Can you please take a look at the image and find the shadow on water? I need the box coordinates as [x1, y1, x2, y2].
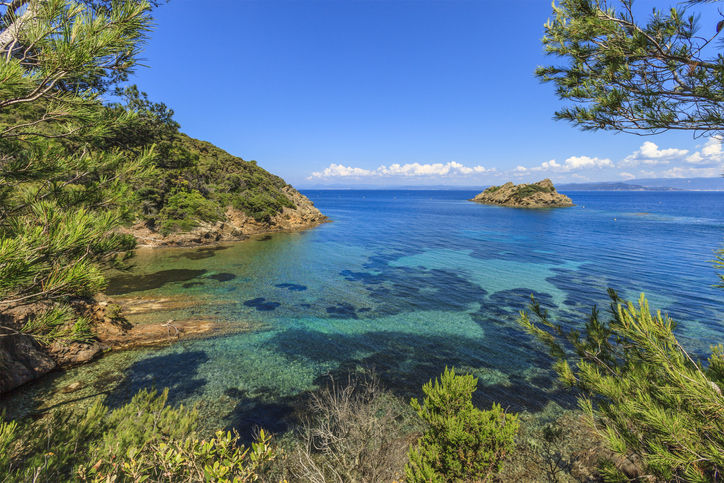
[0, 350, 211, 422]
[340, 265, 489, 317]
[243, 297, 281, 311]
[208, 273, 237, 282]
[215, 324, 576, 445]
[275, 283, 307, 291]
[222, 387, 312, 445]
[106, 269, 208, 295]
[182, 282, 204, 289]
[262, 327, 576, 415]
[103, 350, 210, 409]
[172, 245, 230, 261]
[326, 302, 359, 319]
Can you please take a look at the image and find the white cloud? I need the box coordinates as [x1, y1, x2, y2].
[619, 141, 688, 167]
[309, 164, 373, 178]
[685, 137, 724, 166]
[308, 162, 494, 179]
[524, 156, 614, 174]
[659, 166, 723, 178]
[540, 160, 561, 170]
[620, 172, 636, 180]
[565, 156, 615, 170]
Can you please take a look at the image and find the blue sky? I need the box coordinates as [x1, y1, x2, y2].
[128, 0, 724, 187]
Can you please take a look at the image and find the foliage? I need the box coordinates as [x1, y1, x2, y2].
[405, 367, 519, 483]
[483, 183, 553, 199]
[537, 0, 724, 137]
[0, 0, 154, 342]
[158, 188, 224, 235]
[103, 87, 298, 229]
[19, 303, 93, 344]
[713, 247, 724, 289]
[514, 184, 553, 199]
[0, 388, 276, 483]
[288, 372, 422, 483]
[132, 131, 296, 227]
[518, 290, 724, 482]
[0, 0, 152, 129]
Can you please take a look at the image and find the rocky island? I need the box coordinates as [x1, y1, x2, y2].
[469, 178, 574, 208]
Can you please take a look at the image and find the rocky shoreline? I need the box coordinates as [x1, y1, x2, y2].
[0, 295, 230, 395]
[470, 178, 574, 208]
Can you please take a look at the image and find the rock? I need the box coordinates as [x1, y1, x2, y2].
[0, 330, 57, 394]
[61, 381, 85, 394]
[0, 295, 229, 395]
[46, 341, 108, 367]
[469, 178, 574, 208]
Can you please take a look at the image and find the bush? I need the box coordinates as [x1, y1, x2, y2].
[0, 388, 275, 483]
[405, 367, 519, 483]
[518, 290, 724, 482]
[287, 372, 422, 483]
[158, 189, 223, 234]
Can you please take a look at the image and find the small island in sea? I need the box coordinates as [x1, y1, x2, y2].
[469, 178, 574, 208]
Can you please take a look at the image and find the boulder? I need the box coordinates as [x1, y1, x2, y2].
[0, 330, 56, 394]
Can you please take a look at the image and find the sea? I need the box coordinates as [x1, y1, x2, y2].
[3, 190, 724, 440]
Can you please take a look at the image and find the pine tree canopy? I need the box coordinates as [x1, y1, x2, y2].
[518, 290, 724, 482]
[537, 0, 724, 138]
[0, 0, 154, 342]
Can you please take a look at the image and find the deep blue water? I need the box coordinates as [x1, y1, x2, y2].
[3, 190, 724, 437]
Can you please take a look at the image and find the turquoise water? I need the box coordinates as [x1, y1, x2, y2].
[3, 190, 724, 440]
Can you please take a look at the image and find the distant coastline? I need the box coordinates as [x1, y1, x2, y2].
[556, 182, 680, 192]
[298, 177, 724, 191]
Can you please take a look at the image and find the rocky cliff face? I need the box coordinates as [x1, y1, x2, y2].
[469, 178, 574, 208]
[123, 186, 327, 248]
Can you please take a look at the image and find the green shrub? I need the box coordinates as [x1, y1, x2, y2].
[405, 367, 518, 483]
[0, 388, 275, 483]
[19, 304, 93, 344]
[158, 189, 223, 234]
[518, 290, 724, 482]
[514, 184, 552, 199]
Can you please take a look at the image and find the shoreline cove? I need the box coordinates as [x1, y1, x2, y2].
[2, 190, 723, 482]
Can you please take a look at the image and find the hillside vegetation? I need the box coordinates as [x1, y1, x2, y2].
[0, 87, 320, 239]
[134, 132, 298, 235]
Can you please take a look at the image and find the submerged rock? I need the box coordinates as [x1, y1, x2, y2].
[469, 178, 574, 208]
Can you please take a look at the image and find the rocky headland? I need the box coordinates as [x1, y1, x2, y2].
[469, 178, 574, 208]
[121, 186, 327, 248]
